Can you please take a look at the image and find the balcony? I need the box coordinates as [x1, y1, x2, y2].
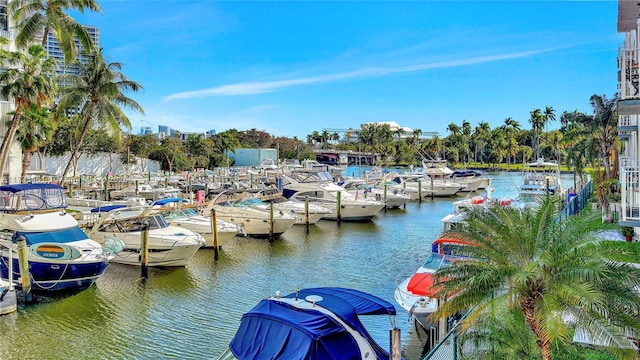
[618, 47, 640, 115]
[620, 158, 640, 223]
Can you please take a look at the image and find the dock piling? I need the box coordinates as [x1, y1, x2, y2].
[140, 222, 149, 278]
[210, 208, 219, 260]
[16, 236, 31, 303]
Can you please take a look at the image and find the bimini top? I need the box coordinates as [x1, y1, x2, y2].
[229, 287, 397, 360]
[0, 183, 67, 212]
[0, 183, 63, 193]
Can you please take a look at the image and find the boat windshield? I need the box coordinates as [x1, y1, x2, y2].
[422, 253, 470, 270]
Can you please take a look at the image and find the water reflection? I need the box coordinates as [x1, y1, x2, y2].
[0, 172, 554, 360]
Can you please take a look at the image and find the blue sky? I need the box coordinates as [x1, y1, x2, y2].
[73, 1, 621, 140]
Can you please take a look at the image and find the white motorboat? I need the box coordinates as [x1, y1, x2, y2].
[211, 200, 297, 237]
[282, 170, 385, 221]
[159, 207, 241, 247]
[450, 169, 491, 192]
[110, 183, 181, 201]
[394, 237, 475, 329]
[88, 206, 204, 267]
[0, 183, 114, 292]
[518, 158, 564, 208]
[389, 173, 460, 198]
[245, 196, 332, 225]
[339, 178, 412, 209]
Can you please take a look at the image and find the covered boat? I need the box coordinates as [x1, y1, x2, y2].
[218, 287, 401, 360]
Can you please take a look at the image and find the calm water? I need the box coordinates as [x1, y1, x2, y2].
[0, 170, 573, 360]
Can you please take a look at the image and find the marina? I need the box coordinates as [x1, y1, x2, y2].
[0, 169, 578, 359]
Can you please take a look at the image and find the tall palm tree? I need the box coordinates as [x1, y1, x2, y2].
[9, 0, 101, 64]
[10, 103, 56, 182]
[529, 108, 544, 159]
[544, 106, 556, 134]
[0, 44, 56, 183]
[56, 49, 143, 186]
[588, 94, 619, 179]
[433, 197, 640, 360]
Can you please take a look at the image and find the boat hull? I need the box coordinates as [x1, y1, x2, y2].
[108, 244, 202, 267]
[0, 256, 109, 292]
[92, 229, 203, 267]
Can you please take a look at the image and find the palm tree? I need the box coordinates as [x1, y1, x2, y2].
[433, 197, 640, 360]
[9, 0, 101, 64]
[56, 49, 143, 186]
[529, 108, 544, 159]
[10, 103, 56, 182]
[544, 106, 556, 134]
[588, 94, 619, 179]
[0, 44, 56, 183]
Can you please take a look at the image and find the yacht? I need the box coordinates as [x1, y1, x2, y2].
[88, 206, 204, 267]
[0, 183, 114, 292]
[339, 178, 412, 209]
[282, 170, 385, 221]
[211, 200, 297, 237]
[518, 158, 564, 208]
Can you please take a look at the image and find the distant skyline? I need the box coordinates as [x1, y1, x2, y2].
[72, 1, 620, 139]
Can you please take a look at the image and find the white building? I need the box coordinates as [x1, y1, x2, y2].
[618, 1, 640, 228]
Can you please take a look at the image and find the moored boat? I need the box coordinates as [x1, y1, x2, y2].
[0, 183, 114, 292]
[217, 287, 402, 360]
[518, 158, 564, 208]
[394, 237, 474, 329]
[282, 170, 385, 221]
[88, 206, 204, 267]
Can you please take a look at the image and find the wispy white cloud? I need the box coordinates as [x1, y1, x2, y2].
[164, 48, 556, 101]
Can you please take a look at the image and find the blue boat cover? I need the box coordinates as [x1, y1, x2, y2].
[0, 183, 63, 193]
[16, 227, 88, 245]
[90, 205, 127, 212]
[152, 198, 188, 206]
[229, 287, 396, 360]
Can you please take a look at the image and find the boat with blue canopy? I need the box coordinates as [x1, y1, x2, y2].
[217, 287, 402, 360]
[0, 183, 115, 292]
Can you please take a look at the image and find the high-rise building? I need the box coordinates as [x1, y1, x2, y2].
[43, 25, 100, 75]
[0, 0, 7, 32]
[158, 125, 171, 137]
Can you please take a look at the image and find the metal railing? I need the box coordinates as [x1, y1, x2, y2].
[424, 181, 593, 360]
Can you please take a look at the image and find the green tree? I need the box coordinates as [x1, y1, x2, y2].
[9, 0, 101, 63]
[56, 49, 143, 186]
[529, 108, 545, 159]
[0, 44, 56, 182]
[10, 103, 56, 182]
[433, 197, 640, 360]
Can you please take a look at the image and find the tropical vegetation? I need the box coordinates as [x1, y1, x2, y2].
[432, 196, 640, 360]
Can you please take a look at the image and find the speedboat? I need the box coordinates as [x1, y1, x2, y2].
[243, 196, 332, 225]
[88, 206, 204, 267]
[282, 170, 385, 221]
[450, 169, 491, 192]
[390, 173, 461, 198]
[394, 237, 474, 329]
[158, 207, 241, 247]
[0, 183, 114, 292]
[217, 287, 402, 360]
[211, 200, 297, 237]
[339, 178, 412, 209]
[518, 158, 564, 208]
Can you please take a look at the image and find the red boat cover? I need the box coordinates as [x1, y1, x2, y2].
[407, 273, 437, 296]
